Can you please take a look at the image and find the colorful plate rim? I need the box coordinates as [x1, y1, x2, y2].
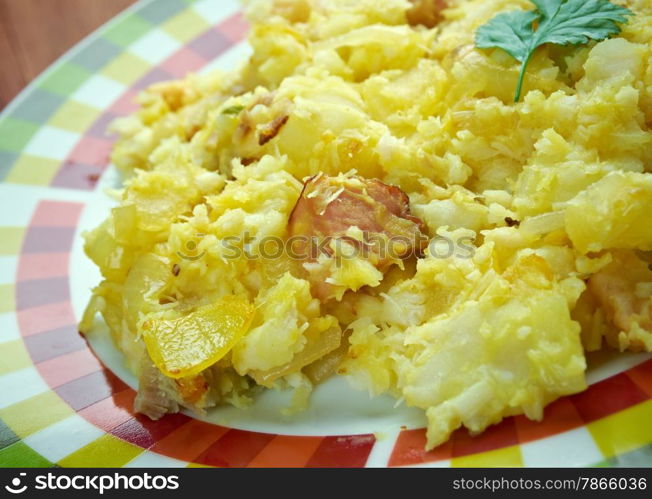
[0, 0, 651, 468]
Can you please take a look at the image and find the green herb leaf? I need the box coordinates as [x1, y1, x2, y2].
[476, 0, 633, 102]
[221, 105, 245, 116]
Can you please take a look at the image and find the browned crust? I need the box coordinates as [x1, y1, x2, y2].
[258, 115, 290, 146]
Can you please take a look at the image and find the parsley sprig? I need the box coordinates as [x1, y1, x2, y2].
[475, 0, 633, 102]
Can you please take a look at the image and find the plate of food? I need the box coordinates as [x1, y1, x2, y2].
[1, 0, 651, 468]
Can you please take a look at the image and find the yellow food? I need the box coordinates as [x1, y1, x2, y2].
[142, 296, 255, 379]
[82, 0, 652, 449]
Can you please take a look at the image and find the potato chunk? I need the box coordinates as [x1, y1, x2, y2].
[566, 172, 652, 254]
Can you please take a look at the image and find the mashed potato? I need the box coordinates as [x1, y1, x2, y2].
[81, 0, 652, 449]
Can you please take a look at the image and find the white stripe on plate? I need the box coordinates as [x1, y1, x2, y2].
[23, 414, 105, 463]
[23, 126, 81, 162]
[192, 0, 241, 25]
[71, 74, 127, 110]
[0, 183, 93, 224]
[365, 427, 401, 468]
[0, 312, 20, 344]
[520, 426, 604, 467]
[0, 256, 17, 285]
[128, 28, 182, 65]
[124, 450, 188, 468]
[0, 367, 49, 409]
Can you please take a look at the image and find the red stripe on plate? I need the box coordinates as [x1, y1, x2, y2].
[110, 413, 190, 449]
[194, 429, 275, 468]
[15, 276, 70, 310]
[30, 201, 83, 227]
[109, 88, 139, 115]
[626, 359, 652, 398]
[570, 372, 649, 424]
[218, 11, 249, 42]
[21, 227, 77, 254]
[87, 111, 119, 140]
[451, 418, 518, 458]
[133, 67, 176, 90]
[67, 136, 113, 166]
[150, 419, 229, 463]
[305, 434, 376, 468]
[388, 429, 453, 467]
[17, 301, 77, 337]
[55, 369, 128, 411]
[514, 396, 584, 444]
[78, 389, 137, 432]
[186, 27, 232, 61]
[36, 348, 103, 388]
[160, 47, 209, 78]
[17, 252, 70, 281]
[23, 325, 86, 363]
[52, 162, 104, 190]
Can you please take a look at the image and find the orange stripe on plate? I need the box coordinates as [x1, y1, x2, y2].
[247, 435, 324, 468]
[150, 419, 229, 463]
[514, 397, 584, 444]
[36, 348, 103, 388]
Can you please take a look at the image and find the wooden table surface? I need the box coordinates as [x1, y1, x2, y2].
[0, 0, 137, 109]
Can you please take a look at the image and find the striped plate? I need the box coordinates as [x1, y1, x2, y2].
[0, 0, 651, 468]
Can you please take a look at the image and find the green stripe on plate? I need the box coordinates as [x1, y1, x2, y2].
[0, 118, 40, 152]
[0, 418, 20, 450]
[0, 441, 53, 467]
[605, 444, 652, 467]
[38, 62, 92, 97]
[103, 14, 153, 48]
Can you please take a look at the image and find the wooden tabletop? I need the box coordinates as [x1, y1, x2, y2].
[0, 0, 137, 109]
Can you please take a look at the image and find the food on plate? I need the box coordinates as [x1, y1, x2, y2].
[81, 0, 652, 449]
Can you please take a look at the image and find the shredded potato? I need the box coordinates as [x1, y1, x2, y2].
[82, 0, 652, 449]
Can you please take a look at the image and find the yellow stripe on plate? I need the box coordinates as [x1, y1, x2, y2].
[0, 390, 74, 438]
[187, 462, 215, 468]
[0, 228, 25, 256]
[0, 284, 16, 314]
[162, 10, 210, 43]
[587, 400, 652, 459]
[451, 445, 523, 468]
[0, 340, 32, 376]
[59, 434, 144, 468]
